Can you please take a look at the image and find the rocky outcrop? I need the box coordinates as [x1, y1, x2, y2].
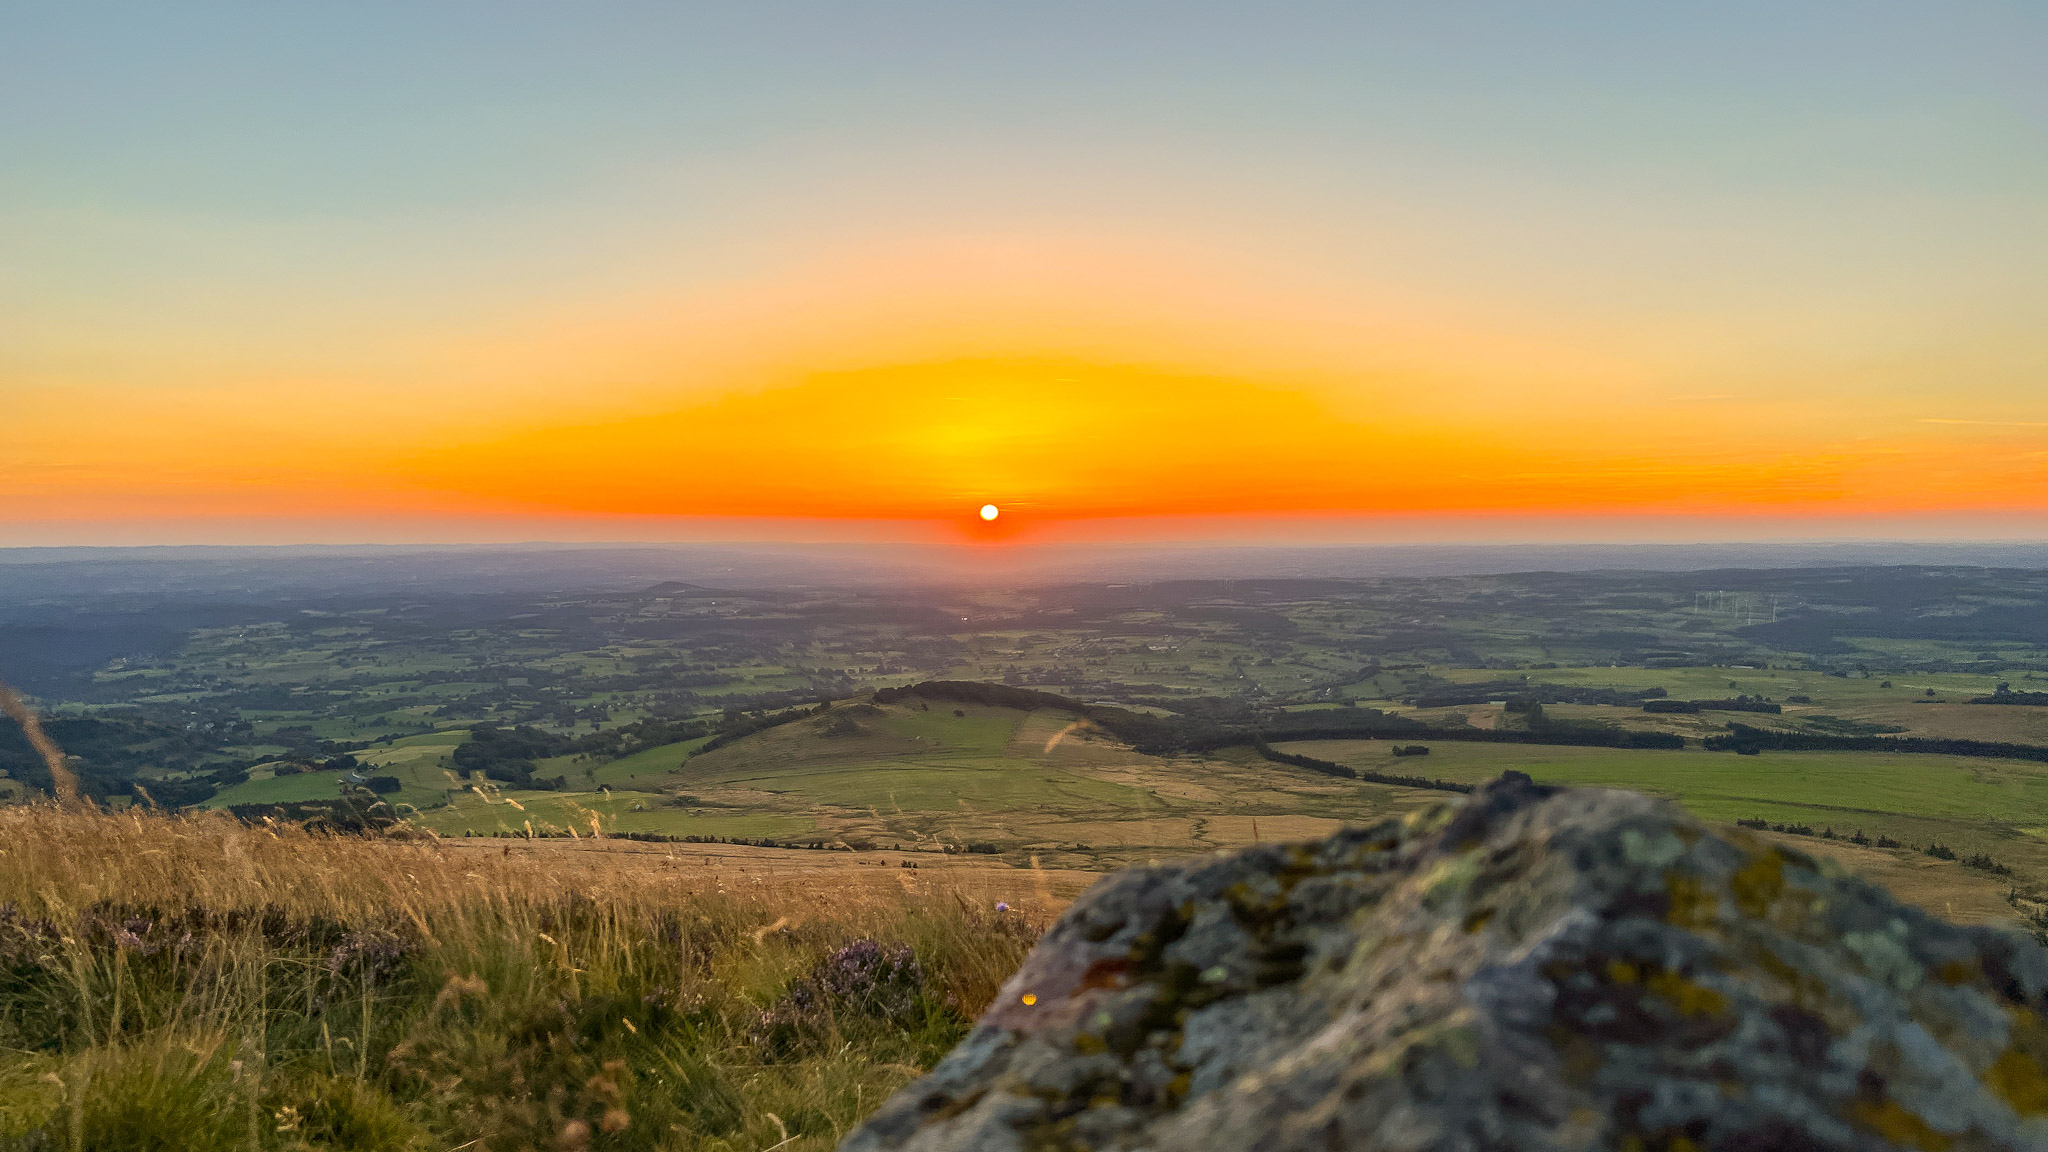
[843, 774, 2048, 1151]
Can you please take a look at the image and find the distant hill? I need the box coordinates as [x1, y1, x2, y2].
[641, 580, 723, 596]
[406, 690, 1409, 865]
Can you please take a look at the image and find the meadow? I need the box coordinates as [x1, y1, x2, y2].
[183, 681, 2048, 916]
[16, 560, 2048, 1147]
[1278, 738, 2048, 910]
[0, 804, 1064, 1152]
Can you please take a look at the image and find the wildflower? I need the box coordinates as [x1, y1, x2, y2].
[324, 926, 413, 987]
[750, 938, 928, 1057]
[995, 901, 1010, 913]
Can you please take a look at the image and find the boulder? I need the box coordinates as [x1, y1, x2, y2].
[842, 773, 2048, 1151]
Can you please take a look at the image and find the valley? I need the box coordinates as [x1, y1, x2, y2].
[10, 553, 2048, 932]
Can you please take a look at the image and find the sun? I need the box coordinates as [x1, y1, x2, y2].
[978, 504, 1000, 521]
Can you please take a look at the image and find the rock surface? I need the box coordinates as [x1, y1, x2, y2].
[842, 774, 2048, 1151]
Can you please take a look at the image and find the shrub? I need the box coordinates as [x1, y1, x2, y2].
[752, 939, 939, 1059]
[1963, 853, 2014, 876]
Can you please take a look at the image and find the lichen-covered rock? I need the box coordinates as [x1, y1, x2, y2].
[842, 774, 2048, 1151]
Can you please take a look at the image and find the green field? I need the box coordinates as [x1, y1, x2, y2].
[400, 704, 1146, 839]
[1361, 665, 2014, 713]
[29, 558, 2048, 919]
[207, 730, 469, 810]
[667, 704, 1149, 815]
[1279, 738, 2048, 869]
[182, 675, 2048, 900]
[589, 734, 714, 789]
[201, 770, 348, 809]
[411, 788, 815, 840]
[370, 691, 2048, 889]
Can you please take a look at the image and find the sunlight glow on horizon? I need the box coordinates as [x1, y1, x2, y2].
[3, 4, 2045, 546]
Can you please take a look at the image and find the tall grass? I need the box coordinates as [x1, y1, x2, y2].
[0, 805, 1051, 1150]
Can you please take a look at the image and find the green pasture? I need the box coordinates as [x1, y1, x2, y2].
[871, 705, 1022, 754]
[359, 729, 467, 760]
[207, 731, 469, 810]
[690, 759, 1143, 814]
[666, 702, 1150, 814]
[1420, 664, 2009, 704]
[588, 736, 713, 789]
[1277, 738, 2048, 852]
[407, 702, 1139, 837]
[1844, 638, 2040, 663]
[358, 730, 469, 801]
[412, 789, 813, 840]
[203, 770, 348, 809]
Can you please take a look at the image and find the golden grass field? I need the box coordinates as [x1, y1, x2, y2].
[0, 803, 1067, 1151]
[4, 752, 2040, 1151]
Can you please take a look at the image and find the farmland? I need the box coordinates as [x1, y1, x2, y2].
[10, 550, 2048, 926]
[15, 548, 2048, 1147]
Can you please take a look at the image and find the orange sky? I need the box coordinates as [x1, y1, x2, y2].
[5, 5, 2045, 546]
[9, 237, 2047, 545]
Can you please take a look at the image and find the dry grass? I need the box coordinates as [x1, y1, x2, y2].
[0, 679, 78, 806]
[1751, 831, 2021, 926]
[0, 805, 1064, 1151]
[0, 806, 1080, 927]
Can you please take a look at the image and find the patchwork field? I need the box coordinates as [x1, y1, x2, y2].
[184, 687, 2030, 932]
[173, 676, 2048, 923]
[25, 557, 2048, 1147]
[1279, 737, 2048, 915]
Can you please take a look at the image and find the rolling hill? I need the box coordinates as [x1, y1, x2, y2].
[198, 681, 2047, 925]
[405, 695, 1412, 865]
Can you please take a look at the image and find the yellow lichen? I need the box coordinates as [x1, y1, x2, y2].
[1728, 849, 1785, 919]
[1852, 1096, 1955, 1150]
[1987, 1049, 2048, 1116]
[1752, 946, 1809, 1002]
[1645, 969, 1728, 1018]
[1664, 871, 1718, 929]
[1935, 959, 1977, 986]
[1987, 1009, 2048, 1117]
[1418, 853, 1484, 911]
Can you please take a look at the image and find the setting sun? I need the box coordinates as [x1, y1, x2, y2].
[9, 7, 2048, 1146]
[4, 2, 2045, 553]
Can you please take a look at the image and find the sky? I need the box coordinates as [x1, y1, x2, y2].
[3, 1, 2045, 547]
